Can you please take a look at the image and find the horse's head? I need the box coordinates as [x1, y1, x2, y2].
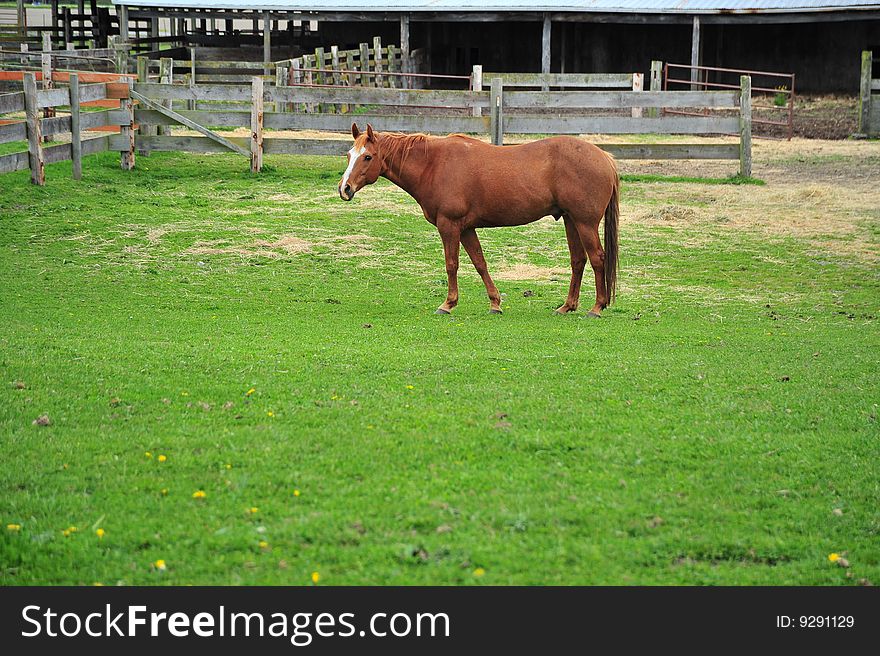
[339, 123, 382, 201]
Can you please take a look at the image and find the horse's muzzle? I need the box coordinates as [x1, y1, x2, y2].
[339, 184, 354, 201]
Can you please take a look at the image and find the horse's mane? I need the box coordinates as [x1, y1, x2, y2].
[378, 132, 430, 174]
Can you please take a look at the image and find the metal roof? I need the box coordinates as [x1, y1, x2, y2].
[111, 0, 880, 13]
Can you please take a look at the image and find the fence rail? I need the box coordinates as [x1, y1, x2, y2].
[859, 51, 879, 136]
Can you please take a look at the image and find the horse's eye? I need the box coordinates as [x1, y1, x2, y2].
[364, 155, 372, 161]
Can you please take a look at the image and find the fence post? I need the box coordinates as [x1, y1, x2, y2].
[387, 45, 398, 89]
[189, 47, 197, 110]
[648, 60, 662, 118]
[41, 52, 55, 142]
[373, 37, 383, 88]
[275, 64, 288, 113]
[291, 58, 302, 112]
[69, 72, 82, 180]
[314, 46, 325, 85]
[490, 77, 504, 146]
[631, 72, 644, 119]
[42, 31, 52, 52]
[136, 55, 153, 150]
[359, 43, 370, 86]
[120, 78, 135, 171]
[251, 76, 264, 173]
[23, 73, 45, 186]
[159, 57, 173, 136]
[471, 64, 483, 117]
[20, 43, 28, 66]
[859, 50, 873, 135]
[739, 75, 752, 178]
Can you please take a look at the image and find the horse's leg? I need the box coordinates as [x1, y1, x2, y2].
[460, 228, 502, 314]
[556, 216, 587, 314]
[573, 219, 608, 318]
[435, 218, 461, 314]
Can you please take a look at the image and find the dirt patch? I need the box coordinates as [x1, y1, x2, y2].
[493, 263, 567, 281]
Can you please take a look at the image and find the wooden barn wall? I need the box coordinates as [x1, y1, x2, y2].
[316, 18, 879, 94]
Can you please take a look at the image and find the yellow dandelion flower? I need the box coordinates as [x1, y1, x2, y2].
[267, 411, 274, 417]
[311, 571, 320, 584]
[68, 526, 77, 533]
[93, 582, 103, 587]
[192, 490, 206, 500]
[62, 529, 70, 537]
[155, 559, 167, 571]
[293, 489, 301, 497]
[828, 553, 840, 562]
[160, 488, 168, 496]
[96, 528, 105, 539]
[145, 451, 153, 459]
[405, 385, 414, 390]
[6, 523, 21, 532]
[158, 454, 167, 463]
[181, 391, 189, 396]
[225, 463, 232, 470]
[473, 567, 486, 577]
[246, 388, 255, 396]
[249, 507, 259, 514]
[259, 540, 269, 549]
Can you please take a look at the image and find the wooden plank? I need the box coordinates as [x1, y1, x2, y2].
[739, 75, 752, 177]
[481, 72, 633, 88]
[112, 137, 738, 162]
[130, 89, 250, 157]
[70, 72, 82, 179]
[691, 16, 701, 89]
[23, 73, 45, 185]
[264, 113, 489, 134]
[135, 108, 249, 128]
[159, 57, 173, 137]
[872, 80, 880, 92]
[504, 90, 738, 109]
[106, 82, 131, 99]
[0, 150, 28, 174]
[373, 36, 383, 88]
[870, 102, 880, 137]
[598, 143, 739, 160]
[134, 82, 251, 102]
[36, 87, 68, 108]
[359, 42, 370, 86]
[631, 73, 644, 119]
[251, 76, 263, 172]
[503, 115, 741, 135]
[266, 85, 489, 108]
[0, 121, 26, 144]
[0, 91, 25, 115]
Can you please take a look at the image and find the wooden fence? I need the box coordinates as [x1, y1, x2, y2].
[2, 73, 754, 184]
[0, 73, 132, 183]
[859, 51, 879, 137]
[279, 37, 425, 90]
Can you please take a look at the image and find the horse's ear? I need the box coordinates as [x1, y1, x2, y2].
[366, 124, 375, 142]
[351, 123, 360, 140]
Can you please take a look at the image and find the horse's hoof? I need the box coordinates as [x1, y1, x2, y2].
[435, 308, 451, 315]
[555, 307, 573, 315]
[489, 309, 503, 315]
[585, 311, 602, 319]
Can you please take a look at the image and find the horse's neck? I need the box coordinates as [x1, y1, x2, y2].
[380, 135, 429, 203]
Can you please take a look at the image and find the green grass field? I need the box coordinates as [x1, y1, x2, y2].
[1, 148, 877, 586]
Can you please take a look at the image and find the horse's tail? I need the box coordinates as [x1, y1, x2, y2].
[603, 165, 620, 305]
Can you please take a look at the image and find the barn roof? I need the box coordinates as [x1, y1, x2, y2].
[110, 0, 880, 13]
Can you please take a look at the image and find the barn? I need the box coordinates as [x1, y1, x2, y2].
[104, 0, 880, 93]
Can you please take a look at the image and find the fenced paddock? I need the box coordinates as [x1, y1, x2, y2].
[859, 50, 879, 137]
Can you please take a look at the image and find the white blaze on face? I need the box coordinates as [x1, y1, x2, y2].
[341, 145, 366, 192]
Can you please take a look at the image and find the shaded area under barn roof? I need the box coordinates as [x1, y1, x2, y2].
[111, 0, 880, 14]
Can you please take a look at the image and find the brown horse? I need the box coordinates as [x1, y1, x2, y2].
[338, 123, 619, 317]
